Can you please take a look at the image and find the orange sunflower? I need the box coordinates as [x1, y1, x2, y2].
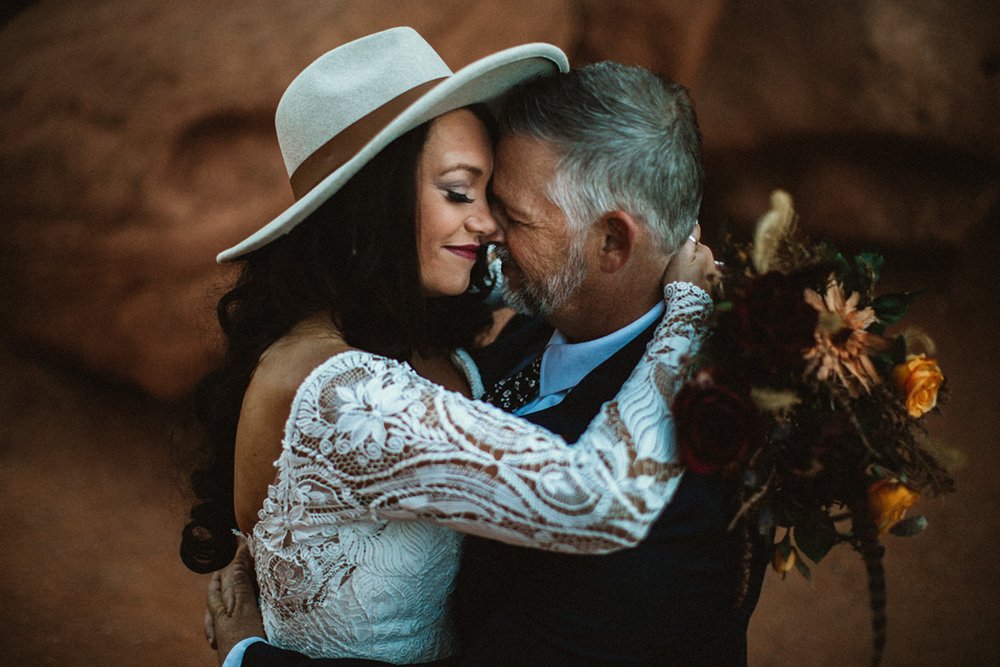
[803, 276, 891, 397]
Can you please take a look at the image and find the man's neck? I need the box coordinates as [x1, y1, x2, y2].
[546, 281, 661, 343]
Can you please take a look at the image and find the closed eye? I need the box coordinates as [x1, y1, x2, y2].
[489, 190, 529, 227]
[496, 210, 523, 227]
[446, 190, 474, 204]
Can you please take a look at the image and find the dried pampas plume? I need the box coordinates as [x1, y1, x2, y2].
[902, 328, 937, 357]
[753, 190, 801, 274]
[750, 387, 801, 413]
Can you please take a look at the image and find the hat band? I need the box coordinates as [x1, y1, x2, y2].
[289, 76, 448, 200]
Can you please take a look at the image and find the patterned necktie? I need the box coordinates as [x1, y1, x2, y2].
[483, 353, 544, 411]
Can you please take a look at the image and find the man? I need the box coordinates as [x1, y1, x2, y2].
[208, 61, 767, 666]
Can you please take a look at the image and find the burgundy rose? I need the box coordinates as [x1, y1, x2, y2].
[731, 271, 818, 371]
[673, 367, 760, 476]
[779, 414, 866, 505]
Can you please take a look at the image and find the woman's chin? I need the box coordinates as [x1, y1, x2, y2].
[422, 278, 471, 298]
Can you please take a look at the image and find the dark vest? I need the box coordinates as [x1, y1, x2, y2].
[456, 317, 769, 666]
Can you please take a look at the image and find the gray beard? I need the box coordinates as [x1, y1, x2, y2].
[495, 240, 586, 317]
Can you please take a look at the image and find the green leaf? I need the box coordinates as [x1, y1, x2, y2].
[795, 558, 812, 580]
[872, 292, 919, 325]
[890, 334, 907, 365]
[818, 240, 841, 261]
[830, 251, 852, 281]
[855, 252, 884, 286]
[794, 513, 839, 564]
[772, 505, 796, 528]
[889, 515, 928, 537]
[872, 335, 907, 374]
[868, 465, 892, 481]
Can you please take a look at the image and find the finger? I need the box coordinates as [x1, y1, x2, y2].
[691, 239, 714, 261]
[224, 544, 256, 614]
[707, 265, 722, 285]
[680, 236, 700, 262]
[703, 250, 722, 287]
[204, 607, 217, 650]
[205, 570, 225, 650]
[206, 570, 225, 616]
[222, 568, 236, 616]
[222, 544, 247, 613]
[698, 251, 718, 279]
[685, 242, 707, 266]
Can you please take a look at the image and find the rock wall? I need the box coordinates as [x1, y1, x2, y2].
[1, 2, 998, 666]
[1, 0, 997, 399]
[0, 0, 577, 399]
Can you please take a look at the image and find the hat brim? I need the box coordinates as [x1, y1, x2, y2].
[217, 42, 569, 262]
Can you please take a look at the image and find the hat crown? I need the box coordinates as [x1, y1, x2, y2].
[275, 27, 453, 176]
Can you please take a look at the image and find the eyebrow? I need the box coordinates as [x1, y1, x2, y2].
[439, 163, 484, 178]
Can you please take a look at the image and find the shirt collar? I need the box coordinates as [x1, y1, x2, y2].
[538, 301, 665, 398]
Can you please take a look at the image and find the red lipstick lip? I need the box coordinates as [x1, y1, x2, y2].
[445, 245, 480, 261]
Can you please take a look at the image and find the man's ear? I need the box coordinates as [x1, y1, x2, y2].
[595, 211, 640, 273]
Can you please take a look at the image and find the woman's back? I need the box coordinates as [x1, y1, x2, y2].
[234, 316, 351, 534]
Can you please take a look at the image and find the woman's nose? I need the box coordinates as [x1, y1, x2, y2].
[467, 201, 498, 240]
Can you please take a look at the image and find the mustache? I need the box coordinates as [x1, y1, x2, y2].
[492, 244, 518, 269]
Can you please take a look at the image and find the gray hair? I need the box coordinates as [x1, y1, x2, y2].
[497, 61, 703, 253]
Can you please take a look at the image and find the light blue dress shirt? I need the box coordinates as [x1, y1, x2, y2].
[222, 636, 266, 667]
[516, 301, 665, 416]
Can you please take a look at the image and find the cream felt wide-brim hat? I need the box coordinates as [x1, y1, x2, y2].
[217, 27, 569, 262]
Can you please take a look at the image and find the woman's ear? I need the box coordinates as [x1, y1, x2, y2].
[594, 211, 640, 273]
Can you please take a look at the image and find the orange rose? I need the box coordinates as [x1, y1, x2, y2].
[894, 353, 944, 418]
[867, 479, 920, 535]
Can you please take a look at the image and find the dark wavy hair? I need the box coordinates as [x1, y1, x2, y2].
[180, 109, 496, 573]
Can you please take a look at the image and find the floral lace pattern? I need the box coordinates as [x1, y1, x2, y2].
[248, 282, 713, 661]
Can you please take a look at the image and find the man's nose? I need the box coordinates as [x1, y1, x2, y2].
[483, 200, 506, 243]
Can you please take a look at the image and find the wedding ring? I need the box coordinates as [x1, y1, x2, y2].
[688, 234, 698, 244]
[714, 260, 725, 268]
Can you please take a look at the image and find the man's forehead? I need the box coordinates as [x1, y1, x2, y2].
[495, 134, 559, 172]
[492, 138, 524, 188]
[492, 135, 559, 216]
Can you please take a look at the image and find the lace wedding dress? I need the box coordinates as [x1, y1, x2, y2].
[247, 283, 712, 662]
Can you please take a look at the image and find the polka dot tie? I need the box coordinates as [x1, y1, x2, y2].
[483, 353, 543, 411]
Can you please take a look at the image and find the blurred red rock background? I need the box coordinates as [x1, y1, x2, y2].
[1, 1, 997, 665]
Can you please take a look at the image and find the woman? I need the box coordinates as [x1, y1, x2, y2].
[183, 28, 716, 663]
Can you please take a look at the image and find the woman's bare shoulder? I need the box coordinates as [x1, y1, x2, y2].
[234, 317, 354, 531]
[245, 316, 354, 418]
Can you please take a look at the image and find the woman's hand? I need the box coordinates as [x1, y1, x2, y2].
[661, 223, 719, 293]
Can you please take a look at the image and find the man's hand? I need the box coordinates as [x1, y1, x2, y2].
[661, 223, 719, 292]
[205, 542, 266, 665]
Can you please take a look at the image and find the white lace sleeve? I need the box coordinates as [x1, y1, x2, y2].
[268, 282, 712, 554]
